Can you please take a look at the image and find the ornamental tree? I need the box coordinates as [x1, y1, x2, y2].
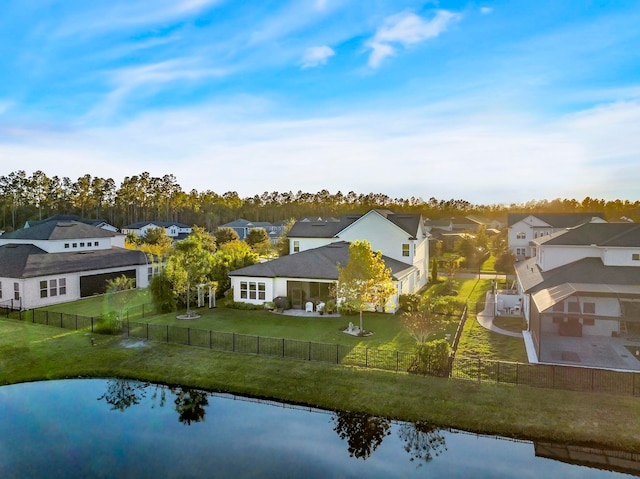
[336, 240, 395, 333]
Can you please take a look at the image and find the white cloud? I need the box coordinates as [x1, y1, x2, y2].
[480, 7, 493, 15]
[366, 10, 461, 68]
[0, 100, 13, 116]
[4, 98, 640, 204]
[301, 46, 335, 68]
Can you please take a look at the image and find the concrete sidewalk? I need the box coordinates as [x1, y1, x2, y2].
[476, 292, 523, 338]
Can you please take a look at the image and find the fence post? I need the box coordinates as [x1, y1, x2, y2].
[188, 328, 191, 346]
[233, 333, 236, 352]
[365, 348, 368, 368]
[308, 341, 311, 361]
[142, 304, 145, 318]
[166, 325, 169, 343]
[478, 358, 481, 383]
[60, 312, 63, 328]
[257, 336, 260, 355]
[91, 317, 94, 333]
[209, 330, 212, 349]
[146, 323, 149, 340]
[336, 344, 339, 364]
[75, 315, 78, 330]
[46, 311, 49, 326]
[396, 351, 399, 373]
[282, 338, 285, 358]
[32, 309, 35, 323]
[516, 363, 519, 385]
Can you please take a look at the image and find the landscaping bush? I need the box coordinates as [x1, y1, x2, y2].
[93, 314, 122, 335]
[224, 301, 265, 311]
[399, 293, 420, 312]
[408, 339, 451, 377]
[337, 302, 359, 316]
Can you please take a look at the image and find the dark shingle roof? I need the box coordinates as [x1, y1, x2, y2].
[26, 215, 112, 229]
[1, 221, 117, 241]
[507, 213, 604, 228]
[0, 244, 147, 278]
[516, 257, 640, 294]
[229, 241, 415, 280]
[288, 210, 422, 239]
[538, 223, 640, 247]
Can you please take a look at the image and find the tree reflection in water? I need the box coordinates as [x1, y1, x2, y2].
[397, 421, 447, 465]
[98, 379, 209, 425]
[172, 388, 209, 425]
[98, 379, 148, 412]
[332, 411, 391, 459]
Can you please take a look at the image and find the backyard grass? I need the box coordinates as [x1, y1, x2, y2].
[2, 318, 639, 453]
[455, 279, 529, 363]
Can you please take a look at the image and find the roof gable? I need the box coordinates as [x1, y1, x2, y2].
[1, 221, 117, 241]
[508, 213, 605, 228]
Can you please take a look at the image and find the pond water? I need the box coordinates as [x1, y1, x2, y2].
[0, 379, 637, 478]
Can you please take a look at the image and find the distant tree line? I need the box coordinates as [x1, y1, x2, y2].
[1, 169, 638, 231]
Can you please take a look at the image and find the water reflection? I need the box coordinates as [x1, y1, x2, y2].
[98, 379, 208, 425]
[1, 379, 634, 478]
[332, 411, 392, 459]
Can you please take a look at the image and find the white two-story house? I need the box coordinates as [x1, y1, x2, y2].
[508, 213, 606, 260]
[0, 219, 150, 310]
[515, 222, 640, 369]
[228, 209, 429, 313]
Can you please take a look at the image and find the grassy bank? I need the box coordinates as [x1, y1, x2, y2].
[2, 318, 639, 453]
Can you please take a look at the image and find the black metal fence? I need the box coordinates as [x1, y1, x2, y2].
[7, 307, 640, 396]
[451, 356, 640, 396]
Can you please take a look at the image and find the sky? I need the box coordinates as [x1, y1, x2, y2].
[1, 0, 640, 205]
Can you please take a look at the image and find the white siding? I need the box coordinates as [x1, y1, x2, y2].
[540, 245, 600, 271]
[289, 237, 335, 254]
[603, 247, 640, 267]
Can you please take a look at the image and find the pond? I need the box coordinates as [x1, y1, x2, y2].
[0, 379, 637, 478]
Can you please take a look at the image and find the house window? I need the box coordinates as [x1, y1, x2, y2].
[95, 241, 99, 247]
[582, 318, 595, 326]
[583, 302, 595, 314]
[40, 280, 48, 298]
[59, 278, 66, 296]
[49, 279, 57, 297]
[240, 281, 266, 300]
[633, 253, 640, 261]
[148, 267, 153, 281]
[402, 244, 410, 257]
[80, 242, 85, 247]
[516, 232, 526, 239]
[293, 241, 300, 253]
[567, 302, 580, 313]
[87, 242, 92, 247]
[64, 243, 70, 249]
[516, 248, 526, 256]
[552, 303, 564, 312]
[72, 243, 77, 248]
[14, 282, 19, 300]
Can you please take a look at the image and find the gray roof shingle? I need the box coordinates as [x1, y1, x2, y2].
[229, 241, 415, 280]
[1, 221, 117, 241]
[516, 257, 640, 294]
[0, 244, 147, 278]
[537, 223, 640, 247]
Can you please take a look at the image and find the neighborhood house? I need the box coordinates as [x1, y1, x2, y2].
[0, 218, 150, 310]
[229, 209, 429, 313]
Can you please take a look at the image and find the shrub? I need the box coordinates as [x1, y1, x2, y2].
[408, 339, 451, 377]
[93, 314, 122, 335]
[225, 301, 264, 311]
[399, 293, 420, 312]
[337, 302, 359, 316]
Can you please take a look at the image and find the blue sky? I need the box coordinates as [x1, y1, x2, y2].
[1, 0, 639, 204]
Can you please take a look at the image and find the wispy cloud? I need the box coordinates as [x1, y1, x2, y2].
[480, 7, 493, 15]
[86, 59, 229, 121]
[301, 46, 335, 69]
[54, 0, 222, 37]
[367, 10, 461, 68]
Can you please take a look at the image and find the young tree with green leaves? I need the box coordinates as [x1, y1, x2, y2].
[246, 227, 272, 255]
[165, 236, 215, 313]
[211, 240, 259, 296]
[336, 240, 395, 333]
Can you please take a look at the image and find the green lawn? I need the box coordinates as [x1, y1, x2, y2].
[31, 277, 528, 362]
[141, 308, 417, 351]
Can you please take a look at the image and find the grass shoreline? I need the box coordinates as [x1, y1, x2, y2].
[2, 318, 640, 453]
